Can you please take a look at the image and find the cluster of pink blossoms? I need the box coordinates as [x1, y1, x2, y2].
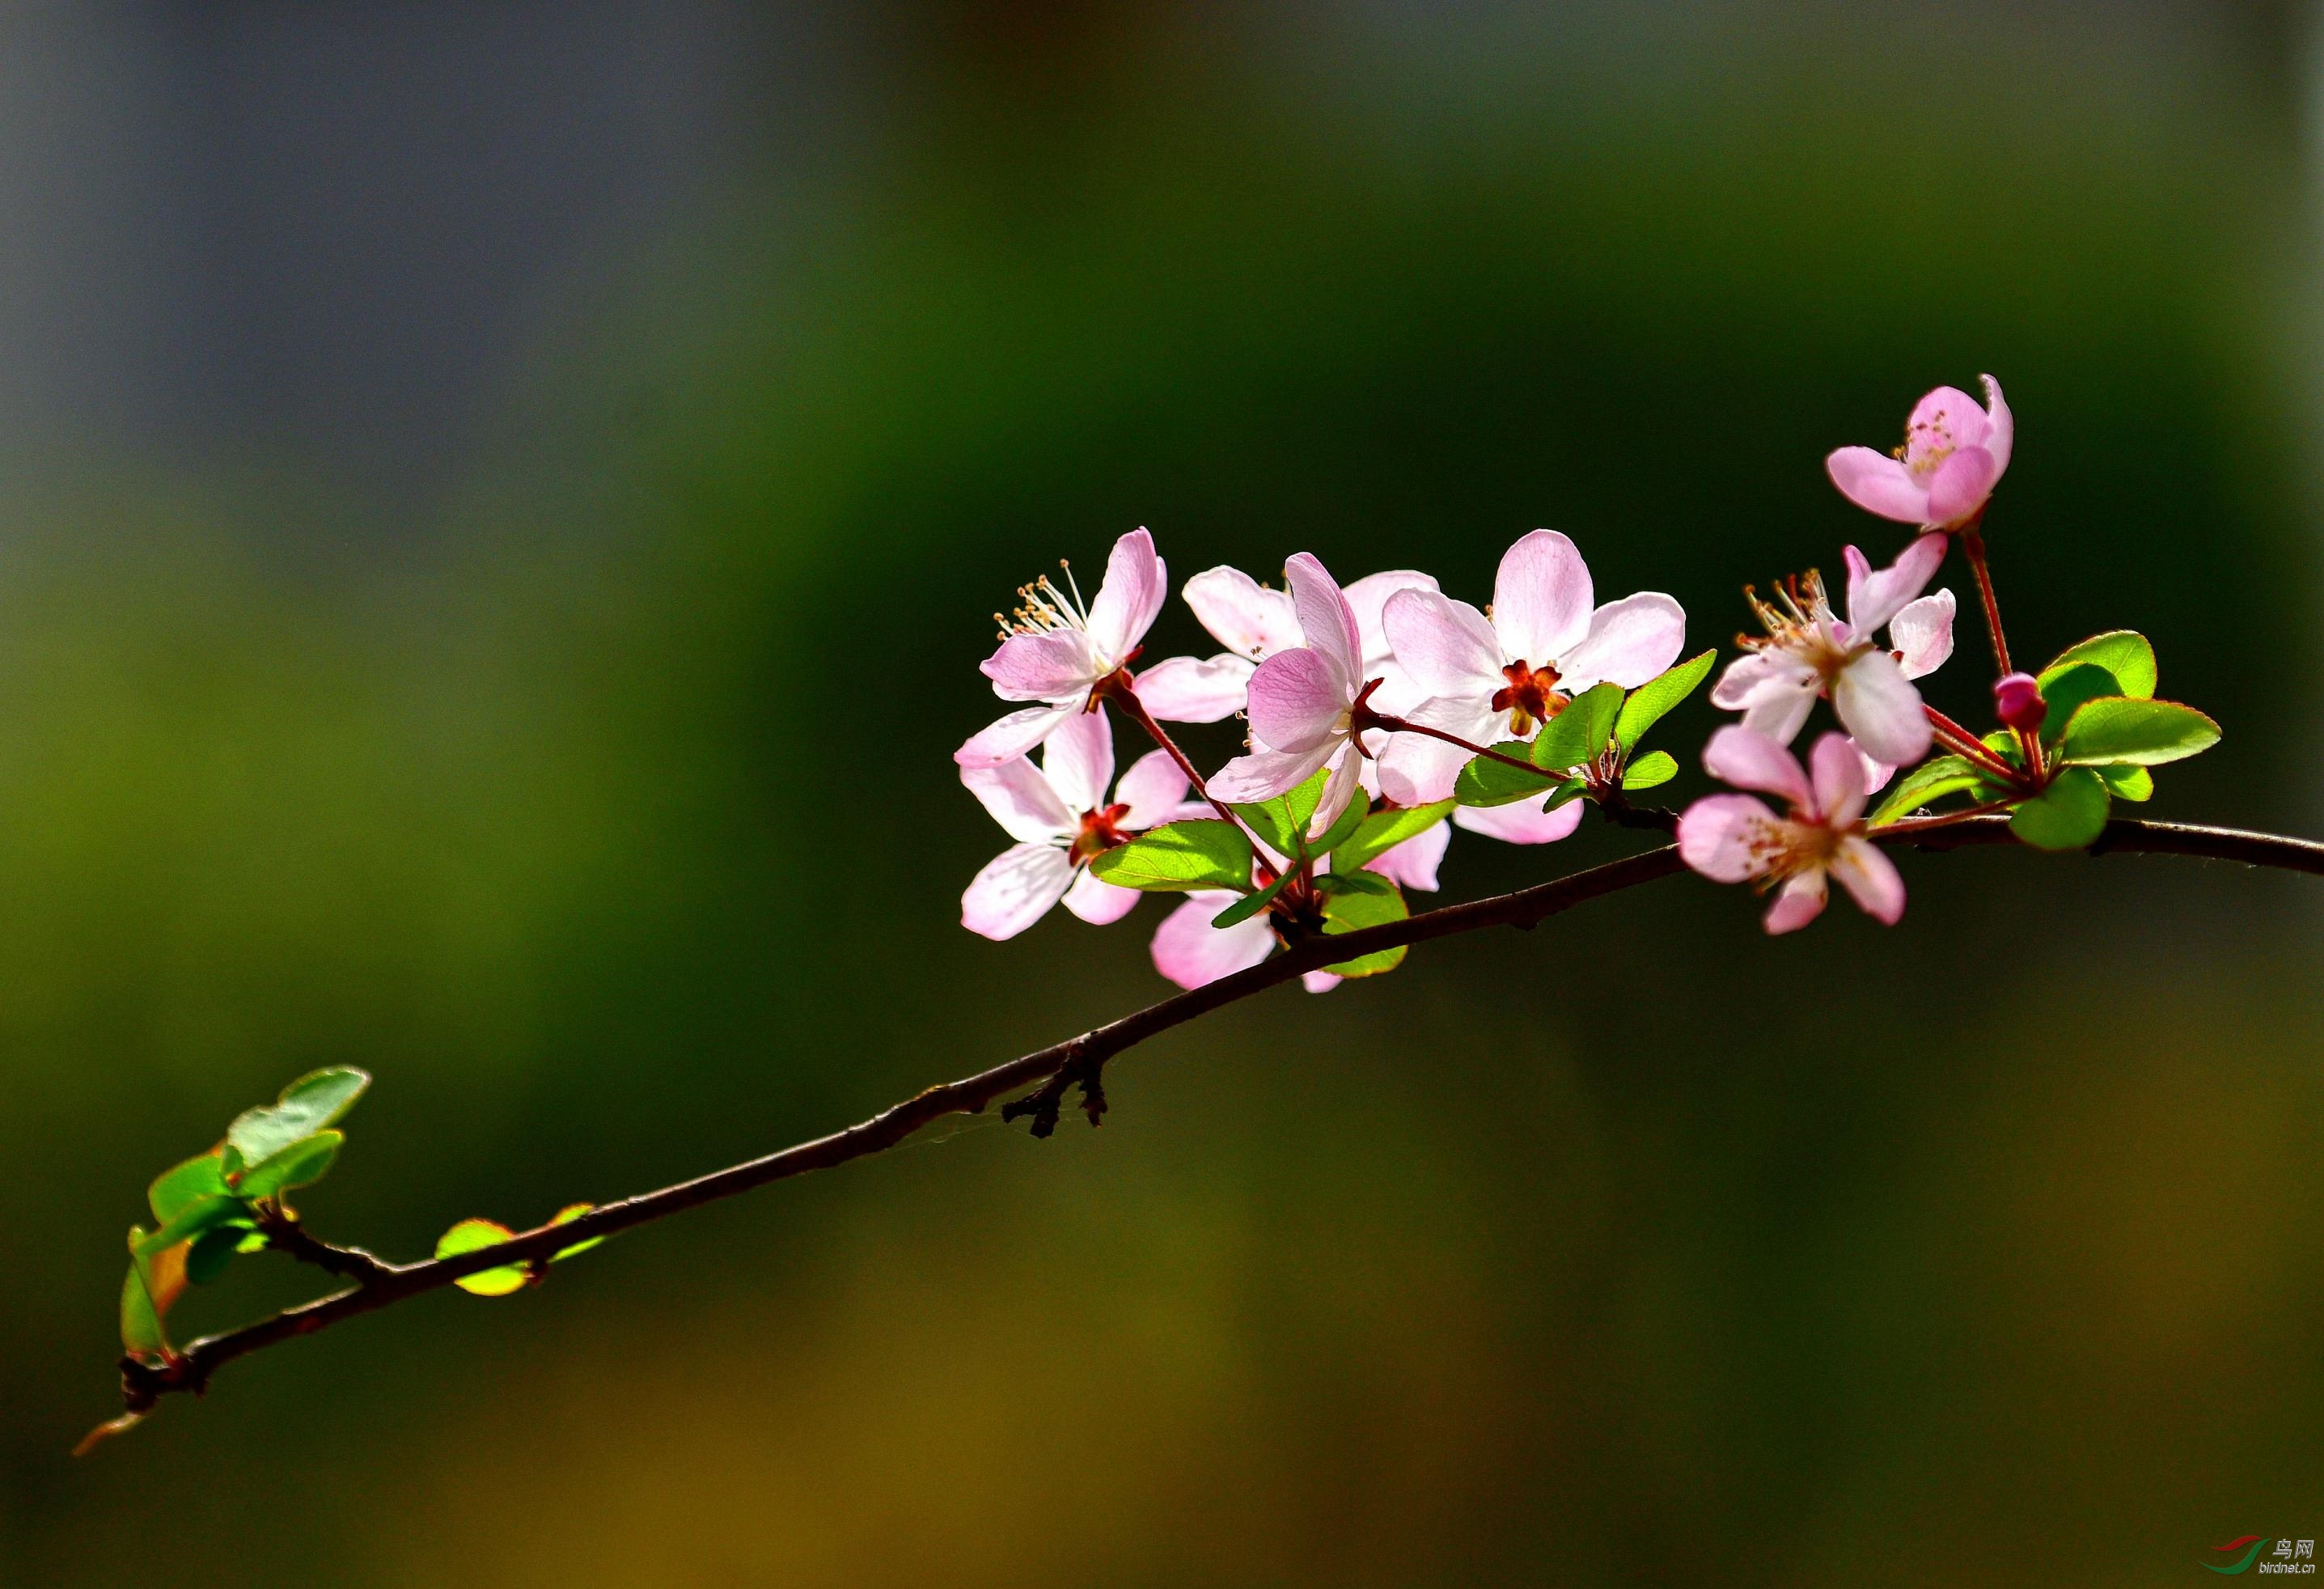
[955, 375, 2030, 975]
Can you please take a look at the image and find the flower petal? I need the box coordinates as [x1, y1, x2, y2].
[1907, 384, 1992, 459]
[1084, 528, 1166, 664]
[1133, 653, 1255, 722]
[961, 843, 1075, 939]
[1039, 705, 1114, 816]
[980, 630, 1099, 702]
[1980, 374, 2013, 476]
[1890, 590, 1956, 681]
[1283, 553, 1361, 684]
[1556, 591, 1687, 689]
[1844, 532, 1947, 634]
[1761, 868, 1828, 934]
[1830, 837, 1906, 924]
[960, 755, 1077, 843]
[1711, 650, 1807, 710]
[1113, 748, 1190, 830]
[1361, 817, 1449, 891]
[1299, 969, 1344, 994]
[1246, 646, 1350, 754]
[1061, 867, 1142, 926]
[1825, 447, 1929, 523]
[1452, 793, 1585, 845]
[1207, 740, 1337, 804]
[1676, 793, 1782, 881]
[1831, 649, 1932, 766]
[1740, 683, 1819, 748]
[1703, 724, 1813, 807]
[1806, 731, 1868, 826]
[1924, 446, 1997, 525]
[1149, 892, 1276, 989]
[1308, 746, 1365, 839]
[1373, 693, 1504, 805]
[1182, 566, 1302, 659]
[1491, 529, 1593, 667]
[1342, 570, 1440, 672]
[956, 705, 1073, 768]
[1382, 588, 1505, 700]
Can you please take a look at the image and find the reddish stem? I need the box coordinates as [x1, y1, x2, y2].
[1922, 706, 2026, 787]
[1958, 521, 2045, 780]
[1357, 710, 1542, 776]
[1101, 672, 1247, 828]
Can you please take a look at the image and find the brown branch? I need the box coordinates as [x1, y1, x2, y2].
[106, 813, 2324, 1426]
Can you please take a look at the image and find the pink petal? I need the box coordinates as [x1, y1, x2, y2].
[1830, 837, 1905, 925]
[1711, 650, 1801, 710]
[1113, 748, 1190, 830]
[1740, 683, 1818, 748]
[1149, 892, 1276, 989]
[1907, 384, 1992, 458]
[1676, 793, 1782, 882]
[1761, 869, 1828, 934]
[1245, 647, 1350, 755]
[960, 756, 1077, 844]
[961, 843, 1076, 939]
[1859, 748, 1895, 795]
[1702, 724, 1813, 806]
[1061, 867, 1142, 926]
[1890, 590, 1955, 681]
[956, 705, 1073, 768]
[1382, 588, 1504, 700]
[1453, 793, 1585, 845]
[1039, 705, 1114, 816]
[1825, 447, 1929, 523]
[1207, 740, 1337, 804]
[1362, 817, 1450, 891]
[980, 629, 1100, 702]
[1806, 731, 1868, 826]
[1084, 528, 1166, 664]
[1980, 375, 2013, 476]
[1830, 649, 1932, 766]
[1844, 532, 1946, 634]
[1491, 529, 1593, 668]
[1924, 446, 1997, 525]
[1182, 566, 1302, 659]
[1308, 747, 1365, 839]
[1300, 969, 1344, 994]
[1133, 653, 1254, 722]
[1556, 591, 1687, 689]
[1341, 570, 1440, 672]
[1372, 693, 1504, 805]
[1283, 553, 1361, 684]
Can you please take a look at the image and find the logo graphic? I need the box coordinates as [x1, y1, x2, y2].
[2204, 1538, 2317, 1575]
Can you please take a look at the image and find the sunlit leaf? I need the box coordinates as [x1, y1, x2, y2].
[2098, 764, 2154, 802]
[2009, 767, 2111, 850]
[1614, 650, 1716, 752]
[185, 1224, 250, 1286]
[1330, 801, 1454, 872]
[1086, 820, 1253, 892]
[1229, 765, 1332, 858]
[1619, 751, 1677, 790]
[1319, 879, 1409, 978]
[1455, 744, 1560, 807]
[2032, 663, 2121, 746]
[1530, 682, 1624, 774]
[147, 1151, 230, 1225]
[435, 1218, 531, 1297]
[2055, 697, 2220, 767]
[234, 1131, 343, 1201]
[1868, 755, 1987, 828]
[548, 1203, 603, 1263]
[1210, 866, 1293, 928]
[226, 1067, 370, 1169]
[2039, 630, 2156, 699]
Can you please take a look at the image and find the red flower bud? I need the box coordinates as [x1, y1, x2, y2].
[1993, 672, 2047, 734]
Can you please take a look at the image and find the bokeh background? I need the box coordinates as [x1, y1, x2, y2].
[2, 2, 2321, 1583]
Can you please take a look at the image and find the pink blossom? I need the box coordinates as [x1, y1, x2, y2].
[1134, 565, 1437, 724]
[957, 529, 1168, 768]
[1827, 375, 2013, 528]
[1708, 534, 1954, 767]
[1374, 529, 1686, 809]
[959, 706, 1197, 939]
[1677, 727, 1907, 934]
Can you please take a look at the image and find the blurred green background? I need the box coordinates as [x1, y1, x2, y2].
[3, 2, 2322, 1583]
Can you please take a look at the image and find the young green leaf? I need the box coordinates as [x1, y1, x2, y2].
[1531, 682, 1625, 773]
[2055, 697, 2220, 767]
[2009, 767, 2112, 850]
[2038, 631, 2156, 699]
[1331, 801, 1454, 872]
[119, 1262, 168, 1358]
[548, 1203, 604, 1263]
[1868, 755, 1988, 828]
[235, 1130, 344, 1201]
[1087, 820, 1254, 892]
[1319, 879, 1409, 978]
[1614, 650, 1717, 752]
[436, 1218, 531, 1297]
[1619, 750, 1678, 791]
[1211, 867, 1293, 929]
[2098, 764, 2154, 802]
[1455, 746, 1560, 807]
[226, 1067, 370, 1168]
[133, 1193, 248, 1259]
[148, 1151, 230, 1225]
[2034, 663, 2123, 745]
[1318, 868, 1394, 898]
[1230, 765, 1332, 858]
[185, 1224, 251, 1286]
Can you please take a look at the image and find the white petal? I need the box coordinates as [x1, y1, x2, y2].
[1113, 749, 1190, 830]
[1182, 566, 1302, 659]
[1452, 794, 1585, 845]
[1149, 892, 1276, 989]
[1831, 650, 1932, 766]
[1207, 740, 1338, 804]
[1039, 705, 1114, 816]
[1341, 569, 1440, 673]
[1061, 868, 1142, 926]
[1283, 553, 1362, 684]
[1890, 591, 1956, 681]
[959, 756, 1076, 843]
[1491, 529, 1594, 667]
[1132, 653, 1255, 722]
[956, 705, 1073, 768]
[1382, 588, 1505, 700]
[1084, 528, 1166, 665]
[1556, 591, 1687, 691]
[961, 843, 1075, 940]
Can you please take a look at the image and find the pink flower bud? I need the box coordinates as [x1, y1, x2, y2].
[1993, 672, 2047, 734]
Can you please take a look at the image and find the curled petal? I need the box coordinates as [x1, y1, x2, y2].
[1246, 647, 1351, 754]
[1980, 374, 2013, 476]
[1925, 446, 1997, 525]
[1341, 570, 1440, 672]
[1150, 892, 1276, 989]
[1061, 867, 1141, 926]
[1859, 748, 1896, 796]
[1491, 529, 1593, 669]
[1845, 532, 1947, 634]
[1382, 588, 1504, 700]
[1831, 649, 1932, 766]
[956, 705, 1073, 768]
[1761, 868, 1829, 934]
[1890, 590, 1956, 681]
[1676, 793, 1783, 882]
[1113, 748, 1190, 831]
[960, 756, 1076, 844]
[1557, 591, 1687, 690]
[1134, 653, 1255, 722]
[1207, 740, 1337, 804]
[1825, 447, 1929, 523]
[981, 630, 1099, 702]
[1453, 793, 1585, 846]
[1806, 731, 1868, 826]
[1830, 837, 1906, 925]
[1183, 566, 1302, 659]
[1039, 705, 1114, 816]
[1310, 748, 1365, 839]
[962, 843, 1076, 940]
[1283, 553, 1361, 684]
[1703, 724, 1813, 807]
[1084, 528, 1166, 665]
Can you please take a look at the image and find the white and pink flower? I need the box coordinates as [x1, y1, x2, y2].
[1677, 727, 1907, 934]
[957, 528, 1168, 768]
[1134, 563, 1437, 724]
[959, 706, 1199, 940]
[1708, 534, 1954, 768]
[1827, 375, 2013, 529]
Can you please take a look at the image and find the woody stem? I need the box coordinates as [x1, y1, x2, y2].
[1356, 710, 1540, 775]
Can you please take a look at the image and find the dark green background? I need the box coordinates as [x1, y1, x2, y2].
[3, 6, 2319, 1583]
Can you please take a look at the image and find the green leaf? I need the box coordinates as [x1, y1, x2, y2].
[548, 1202, 603, 1263]
[1545, 777, 1590, 810]
[2039, 630, 2156, 699]
[436, 1218, 531, 1297]
[2009, 767, 2112, 850]
[1086, 820, 1253, 892]
[2056, 697, 2220, 767]
[1318, 869, 1393, 898]
[226, 1067, 370, 1168]
[119, 1263, 167, 1358]
[1307, 798, 1369, 864]
[2098, 764, 2154, 802]
[1229, 765, 1332, 858]
[185, 1225, 249, 1286]
[1615, 650, 1717, 752]
[1319, 879, 1410, 978]
[148, 1151, 230, 1225]
[1331, 801, 1454, 872]
[1530, 682, 1625, 773]
[1619, 750, 1677, 791]
[2034, 663, 2122, 745]
[1455, 744, 1560, 807]
[1868, 755, 1988, 828]
[133, 1193, 246, 1259]
[1210, 867, 1293, 929]
[235, 1131, 343, 1201]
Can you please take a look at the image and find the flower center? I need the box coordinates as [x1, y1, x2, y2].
[1742, 811, 1846, 887]
[994, 560, 1091, 644]
[1736, 570, 1868, 684]
[1068, 802, 1133, 867]
[1894, 408, 1958, 478]
[1490, 660, 1566, 737]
